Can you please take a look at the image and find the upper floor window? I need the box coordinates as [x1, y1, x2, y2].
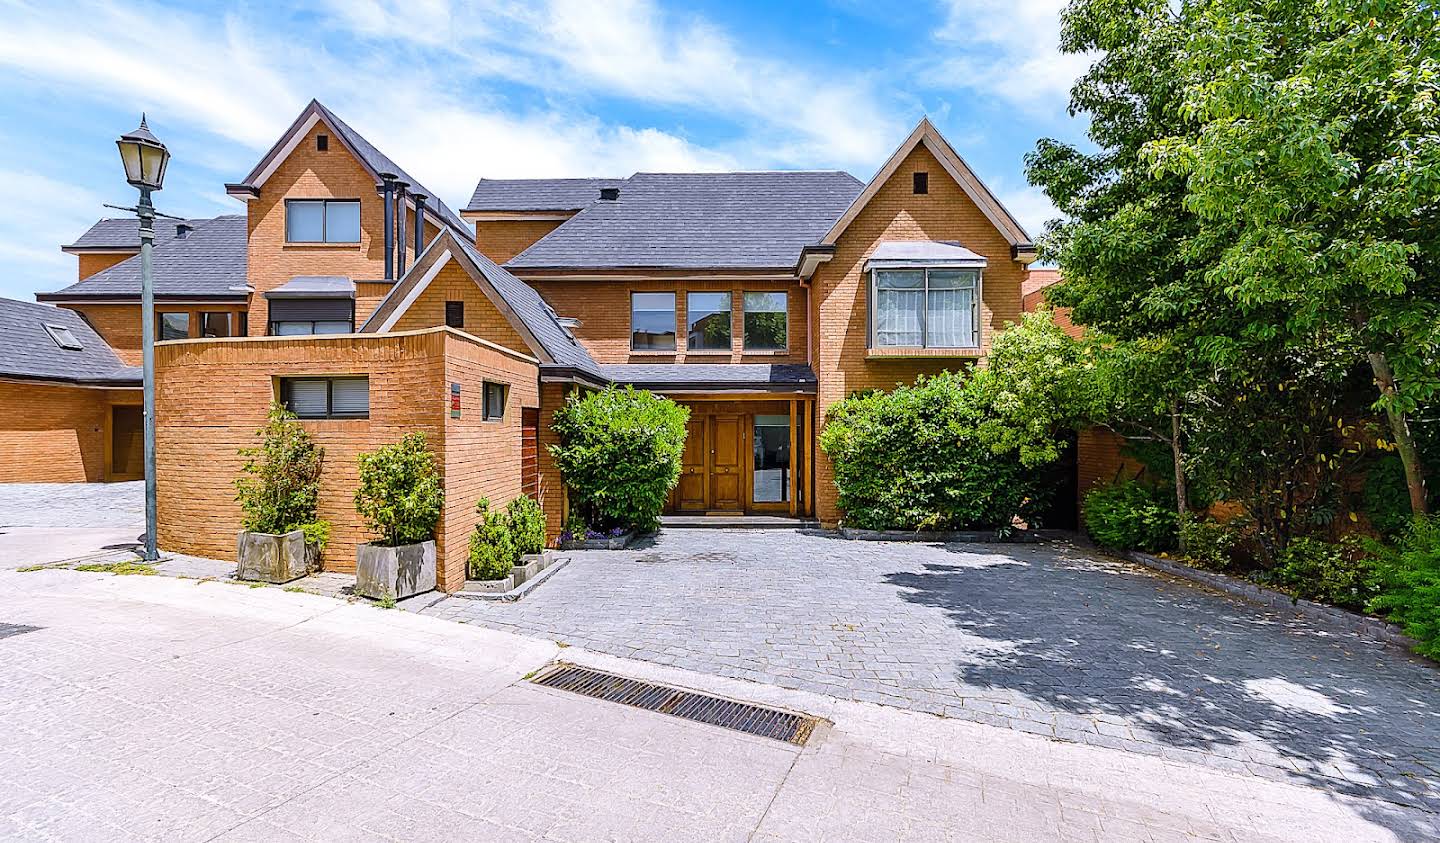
[871, 268, 979, 348]
[743, 292, 788, 351]
[200, 311, 243, 338]
[268, 298, 354, 336]
[285, 199, 361, 244]
[160, 312, 190, 341]
[686, 292, 731, 351]
[483, 381, 507, 421]
[631, 292, 676, 351]
[445, 301, 464, 329]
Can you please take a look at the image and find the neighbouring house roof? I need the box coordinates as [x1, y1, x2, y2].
[822, 118, 1033, 254]
[867, 240, 988, 268]
[226, 99, 470, 238]
[599, 363, 817, 393]
[63, 217, 217, 252]
[360, 228, 604, 383]
[264, 276, 356, 299]
[466, 178, 626, 213]
[0, 297, 139, 386]
[504, 171, 864, 271]
[37, 216, 249, 302]
[1023, 267, 1061, 299]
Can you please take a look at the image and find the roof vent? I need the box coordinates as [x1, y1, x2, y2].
[599, 187, 620, 201]
[175, 222, 193, 239]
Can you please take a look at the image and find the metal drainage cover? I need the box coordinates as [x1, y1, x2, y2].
[533, 663, 817, 745]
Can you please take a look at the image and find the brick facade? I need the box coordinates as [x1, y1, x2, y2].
[153, 328, 539, 591]
[0, 381, 138, 482]
[76, 253, 134, 280]
[389, 261, 529, 351]
[809, 144, 1029, 525]
[472, 219, 566, 264]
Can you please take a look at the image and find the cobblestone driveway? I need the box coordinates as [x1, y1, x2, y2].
[426, 528, 1440, 822]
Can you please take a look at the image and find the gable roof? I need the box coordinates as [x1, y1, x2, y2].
[359, 228, 603, 382]
[504, 171, 864, 271]
[37, 216, 249, 302]
[227, 99, 470, 238]
[466, 178, 625, 213]
[822, 118, 1033, 251]
[63, 216, 217, 253]
[0, 298, 138, 386]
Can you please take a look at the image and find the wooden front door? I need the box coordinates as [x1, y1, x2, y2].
[110, 405, 143, 480]
[709, 414, 744, 511]
[677, 415, 707, 511]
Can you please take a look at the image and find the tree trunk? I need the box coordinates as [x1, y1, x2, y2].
[1170, 401, 1191, 550]
[1369, 352, 1429, 515]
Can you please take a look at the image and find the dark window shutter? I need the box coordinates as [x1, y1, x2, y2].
[268, 298, 353, 323]
[316, 134, 329, 151]
[445, 300, 464, 328]
[913, 172, 928, 194]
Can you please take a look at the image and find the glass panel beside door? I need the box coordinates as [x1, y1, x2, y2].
[752, 414, 790, 503]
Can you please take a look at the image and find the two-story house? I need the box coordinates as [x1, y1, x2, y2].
[6, 100, 1061, 589]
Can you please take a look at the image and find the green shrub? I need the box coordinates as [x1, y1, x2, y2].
[1271, 537, 1382, 612]
[819, 372, 1045, 531]
[549, 386, 689, 532]
[1369, 516, 1440, 657]
[1363, 455, 1418, 538]
[353, 433, 444, 547]
[1179, 515, 1239, 571]
[234, 403, 329, 550]
[468, 497, 517, 581]
[1083, 480, 1177, 552]
[506, 494, 546, 556]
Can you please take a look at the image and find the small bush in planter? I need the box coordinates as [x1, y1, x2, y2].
[233, 404, 329, 581]
[506, 494, 546, 557]
[353, 433, 444, 600]
[1267, 536, 1381, 612]
[468, 497, 517, 582]
[1082, 480, 1177, 552]
[550, 386, 688, 533]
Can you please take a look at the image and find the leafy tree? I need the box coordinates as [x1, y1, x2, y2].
[1147, 0, 1440, 514]
[354, 433, 444, 547]
[234, 403, 328, 545]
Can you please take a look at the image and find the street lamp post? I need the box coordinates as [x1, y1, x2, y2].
[115, 115, 170, 562]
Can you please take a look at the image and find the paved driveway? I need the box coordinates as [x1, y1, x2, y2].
[426, 528, 1440, 820]
[0, 483, 143, 568]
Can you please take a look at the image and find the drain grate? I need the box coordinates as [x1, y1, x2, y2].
[533, 663, 817, 745]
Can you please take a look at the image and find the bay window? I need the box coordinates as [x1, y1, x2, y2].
[871, 268, 979, 348]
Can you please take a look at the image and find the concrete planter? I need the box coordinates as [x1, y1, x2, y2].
[461, 574, 515, 594]
[355, 540, 436, 601]
[838, 527, 1038, 543]
[511, 556, 542, 587]
[236, 529, 310, 584]
[559, 531, 636, 550]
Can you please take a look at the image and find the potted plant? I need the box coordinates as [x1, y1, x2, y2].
[467, 497, 516, 592]
[506, 494, 548, 584]
[353, 433, 444, 601]
[234, 404, 329, 583]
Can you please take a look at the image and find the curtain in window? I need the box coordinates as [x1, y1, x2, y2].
[926, 270, 977, 347]
[874, 270, 923, 346]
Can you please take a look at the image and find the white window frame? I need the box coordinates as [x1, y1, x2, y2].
[868, 267, 982, 349]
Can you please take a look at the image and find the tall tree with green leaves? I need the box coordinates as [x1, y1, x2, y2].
[1147, 0, 1440, 514]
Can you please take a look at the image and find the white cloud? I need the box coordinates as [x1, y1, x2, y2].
[994, 184, 1061, 241]
[931, 0, 1094, 109]
[0, 169, 108, 299]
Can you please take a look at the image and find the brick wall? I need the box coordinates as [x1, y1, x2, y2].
[62, 303, 252, 366]
[527, 277, 808, 365]
[76, 253, 134, 280]
[810, 144, 1029, 525]
[389, 261, 529, 350]
[472, 220, 565, 264]
[537, 380, 577, 538]
[154, 328, 539, 591]
[0, 381, 116, 482]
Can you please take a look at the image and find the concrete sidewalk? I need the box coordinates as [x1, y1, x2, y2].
[1, 568, 1433, 841]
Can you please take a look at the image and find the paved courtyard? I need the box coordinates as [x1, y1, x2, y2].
[426, 528, 1440, 818]
[0, 482, 143, 568]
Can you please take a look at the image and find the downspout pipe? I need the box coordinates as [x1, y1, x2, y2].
[412, 193, 428, 255]
[394, 180, 409, 276]
[378, 173, 397, 280]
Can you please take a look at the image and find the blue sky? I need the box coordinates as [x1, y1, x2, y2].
[0, 0, 1090, 302]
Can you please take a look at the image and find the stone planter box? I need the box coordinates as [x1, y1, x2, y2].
[559, 531, 636, 550]
[236, 529, 310, 584]
[511, 556, 542, 587]
[461, 574, 515, 594]
[355, 540, 436, 601]
[838, 527, 1038, 543]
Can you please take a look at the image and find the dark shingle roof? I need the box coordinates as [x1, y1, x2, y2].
[64, 217, 215, 251]
[0, 298, 138, 385]
[38, 216, 248, 301]
[504, 171, 864, 270]
[466, 178, 625, 212]
[599, 363, 816, 392]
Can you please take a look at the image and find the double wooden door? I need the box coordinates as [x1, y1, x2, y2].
[676, 413, 744, 512]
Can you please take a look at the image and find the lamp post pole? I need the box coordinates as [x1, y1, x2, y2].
[138, 186, 159, 561]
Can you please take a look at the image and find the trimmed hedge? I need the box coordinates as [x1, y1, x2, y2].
[1083, 480, 1177, 552]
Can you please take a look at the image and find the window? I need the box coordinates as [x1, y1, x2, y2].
[43, 324, 82, 350]
[871, 268, 979, 348]
[445, 300, 464, 329]
[160, 312, 190, 341]
[268, 298, 354, 336]
[316, 134, 328, 152]
[200, 312, 237, 338]
[483, 381, 507, 421]
[285, 199, 361, 243]
[913, 172, 929, 194]
[630, 292, 676, 351]
[686, 292, 731, 351]
[743, 292, 788, 351]
[753, 414, 791, 503]
[279, 376, 369, 419]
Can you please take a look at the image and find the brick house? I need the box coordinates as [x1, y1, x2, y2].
[9, 100, 1082, 588]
